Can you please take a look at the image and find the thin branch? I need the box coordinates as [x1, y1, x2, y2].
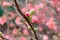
[13, 0, 39, 40]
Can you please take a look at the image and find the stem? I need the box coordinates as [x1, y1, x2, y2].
[13, 0, 39, 40]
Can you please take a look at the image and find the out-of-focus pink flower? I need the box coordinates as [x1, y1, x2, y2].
[39, 3, 45, 9]
[51, 0, 59, 3]
[0, 17, 7, 25]
[12, 28, 18, 35]
[31, 16, 38, 23]
[22, 8, 26, 13]
[44, 7, 49, 11]
[15, 16, 20, 25]
[9, 12, 15, 19]
[23, 29, 29, 35]
[19, 36, 26, 40]
[9, 23, 14, 28]
[57, 15, 60, 18]
[43, 35, 49, 40]
[56, 7, 60, 12]
[46, 17, 55, 29]
[49, 12, 54, 17]
[2, 1, 13, 7]
[4, 35, 11, 39]
[28, 4, 33, 10]
[10, 37, 16, 40]
[0, 38, 2, 40]
[38, 27, 43, 32]
[25, 12, 30, 17]
[34, 5, 39, 10]
[41, 17, 48, 23]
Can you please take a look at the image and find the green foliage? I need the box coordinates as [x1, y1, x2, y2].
[0, 6, 4, 16]
[7, 6, 15, 12]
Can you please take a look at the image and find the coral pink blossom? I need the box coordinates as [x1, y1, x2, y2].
[43, 35, 49, 40]
[28, 4, 33, 10]
[20, 36, 26, 40]
[2, 1, 13, 7]
[56, 7, 60, 12]
[9, 12, 15, 19]
[39, 3, 44, 9]
[31, 16, 38, 23]
[38, 27, 43, 32]
[12, 28, 18, 35]
[23, 29, 29, 35]
[0, 17, 7, 25]
[4, 35, 11, 39]
[25, 12, 30, 17]
[46, 17, 55, 29]
[22, 8, 26, 13]
[15, 16, 20, 25]
[34, 5, 39, 10]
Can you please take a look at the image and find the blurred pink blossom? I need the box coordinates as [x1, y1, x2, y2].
[56, 7, 60, 12]
[31, 16, 38, 23]
[15, 16, 20, 25]
[22, 8, 26, 13]
[19, 36, 26, 40]
[23, 29, 29, 35]
[4, 34, 11, 39]
[25, 12, 30, 17]
[2, 1, 13, 7]
[9, 12, 15, 19]
[28, 4, 33, 10]
[43, 35, 49, 40]
[12, 28, 18, 35]
[0, 17, 7, 25]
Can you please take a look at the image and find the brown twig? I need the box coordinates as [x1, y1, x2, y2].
[13, 0, 39, 40]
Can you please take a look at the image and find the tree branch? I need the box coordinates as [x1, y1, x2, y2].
[13, 0, 39, 40]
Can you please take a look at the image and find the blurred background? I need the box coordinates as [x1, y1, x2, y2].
[0, 0, 60, 40]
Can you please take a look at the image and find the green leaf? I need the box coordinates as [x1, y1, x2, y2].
[18, 0, 20, 2]
[0, 6, 4, 16]
[7, 6, 15, 12]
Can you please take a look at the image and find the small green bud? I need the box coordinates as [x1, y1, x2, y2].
[30, 9, 35, 15]
[34, 27, 38, 31]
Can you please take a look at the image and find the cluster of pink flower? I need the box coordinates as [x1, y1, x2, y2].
[0, 0, 60, 40]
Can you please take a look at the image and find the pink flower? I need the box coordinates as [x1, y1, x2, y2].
[31, 16, 38, 23]
[15, 16, 20, 25]
[34, 5, 39, 10]
[49, 12, 54, 17]
[0, 17, 7, 25]
[57, 15, 60, 18]
[22, 8, 26, 13]
[12, 28, 18, 35]
[4, 35, 11, 39]
[56, 7, 60, 12]
[46, 17, 55, 29]
[22, 29, 29, 35]
[19, 36, 26, 40]
[38, 27, 43, 32]
[9, 12, 15, 19]
[28, 4, 33, 10]
[39, 3, 44, 9]
[43, 35, 49, 40]
[25, 12, 30, 17]
[9, 23, 14, 28]
[2, 1, 13, 7]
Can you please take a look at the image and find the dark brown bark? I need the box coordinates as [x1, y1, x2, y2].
[13, 0, 39, 40]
